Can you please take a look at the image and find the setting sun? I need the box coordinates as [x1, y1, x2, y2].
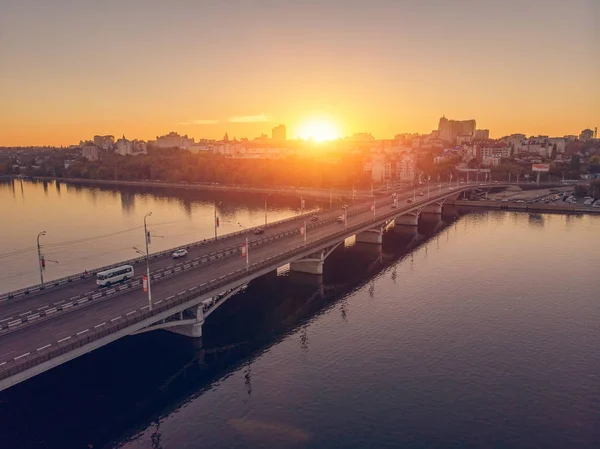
[296, 118, 342, 142]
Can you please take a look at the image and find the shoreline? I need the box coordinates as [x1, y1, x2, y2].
[17, 176, 378, 201]
[449, 199, 600, 214]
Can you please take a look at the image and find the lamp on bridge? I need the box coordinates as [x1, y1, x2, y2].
[133, 211, 153, 311]
[36, 231, 46, 287]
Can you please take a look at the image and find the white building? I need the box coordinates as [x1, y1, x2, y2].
[116, 136, 133, 156]
[93, 135, 115, 150]
[396, 155, 416, 182]
[479, 145, 511, 159]
[81, 143, 100, 161]
[132, 140, 148, 155]
[547, 138, 566, 154]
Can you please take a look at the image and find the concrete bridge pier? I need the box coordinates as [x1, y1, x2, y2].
[355, 227, 383, 244]
[290, 250, 326, 275]
[290, 242, 342, 275]
[394, 213, 419, 229]
[164, 304, 205, 338]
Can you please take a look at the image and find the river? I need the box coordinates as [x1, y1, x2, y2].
[0, 181, 599, 449]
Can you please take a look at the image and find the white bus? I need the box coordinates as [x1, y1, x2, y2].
[96, 265, 134, 287]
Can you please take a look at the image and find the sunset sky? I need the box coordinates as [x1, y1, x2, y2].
[1, 0, 598, 146]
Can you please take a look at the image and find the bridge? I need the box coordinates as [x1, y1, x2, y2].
[0, 182, 510, 391]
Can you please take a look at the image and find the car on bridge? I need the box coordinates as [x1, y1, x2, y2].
[172, 249, 188, 259]
[418, 191, 424, 196]
[253, 228, 265, 235]
[337, 216, 344, 223]
[407, 198, 413, 203]
[311, 215, 319, 221]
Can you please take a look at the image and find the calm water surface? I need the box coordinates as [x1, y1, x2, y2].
[0, 179, 314, 292]
[0, 184, 599, 449]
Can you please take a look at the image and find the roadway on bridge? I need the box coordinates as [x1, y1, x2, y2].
[0, 185, 462, 366]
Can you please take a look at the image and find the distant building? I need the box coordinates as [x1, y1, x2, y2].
[81, 142, 100, 161]
[132, 140, 148, 155]
[438, 116, 476, 143]
[93, 135, 115, 150]
[115, 136, 133, 156]
[474, 129, 489, 140]
[579, 128, 594, 142]
[155, 132, 195, 149]
[396, 154, 416, 182]
[481, 156, 501, 166]
[272, 124, 287, 142]
[479, 144, 511, 160]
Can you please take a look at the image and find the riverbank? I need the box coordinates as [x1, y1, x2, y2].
[450, 199, 600, 214]
[23, 176, 379, 201]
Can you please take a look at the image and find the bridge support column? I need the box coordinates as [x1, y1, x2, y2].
[290, 250, 325, 275]
[421, 203, 442, 214]
[355, 228, 383, 244]
[165, 305, 204, 338]
[394, 213, 419, 228]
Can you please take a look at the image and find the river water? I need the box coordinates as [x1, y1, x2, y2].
[0, 180, 599, 449]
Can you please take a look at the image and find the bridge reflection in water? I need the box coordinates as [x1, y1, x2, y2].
[0, 208, 466, 449]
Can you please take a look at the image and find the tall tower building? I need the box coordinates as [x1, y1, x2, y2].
[272, 124, 287, 142]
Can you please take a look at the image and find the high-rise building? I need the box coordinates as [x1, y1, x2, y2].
[272, 124, 286, 141]
[438, 116, 476, 143]
[93, 135, 115, 150]
[579, 128, 594, 141]
[116, 135, 133, 156]
[474, 129, 490, 140]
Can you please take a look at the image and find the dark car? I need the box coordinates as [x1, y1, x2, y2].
[311, 215, 319, 221]
[253, 228, 265, 235]
[407, 198, 413, 203]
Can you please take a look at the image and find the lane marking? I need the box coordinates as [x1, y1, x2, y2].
[37, 344, 51, 351]
[126, 311, 136, 316]
[94, 322, 106, 328]
[14, 353, 30, 360]
[77, 329, 89, 335]
[111, 316, 122, 322]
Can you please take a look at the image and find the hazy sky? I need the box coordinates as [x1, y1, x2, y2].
[1, 0, 598, 145]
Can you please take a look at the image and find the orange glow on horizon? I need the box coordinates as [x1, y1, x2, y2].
[295, 118, 342, 142]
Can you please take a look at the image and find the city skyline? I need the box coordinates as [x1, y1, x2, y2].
[1, 0, 599, 146]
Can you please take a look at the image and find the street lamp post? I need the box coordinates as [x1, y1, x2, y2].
[143, 212, 153, 310]
[37, 231, 46, 287]
[264, 194, 271, 226]
[214, 201, 222, 240]
[238, 223, 250, 269]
